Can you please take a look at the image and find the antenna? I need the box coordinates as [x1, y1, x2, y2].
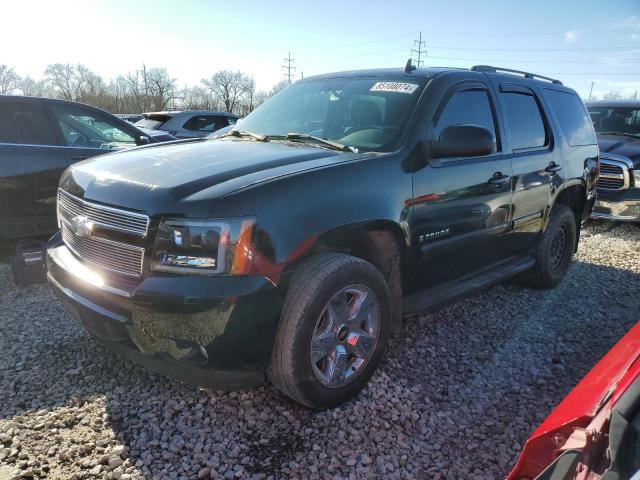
[405, 58, 416, 73]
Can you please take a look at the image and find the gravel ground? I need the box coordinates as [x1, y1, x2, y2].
[1, 220, 639, 480]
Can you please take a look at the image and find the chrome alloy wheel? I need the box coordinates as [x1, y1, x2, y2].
[310, 284, 381, 388]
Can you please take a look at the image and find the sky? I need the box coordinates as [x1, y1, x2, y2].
[2, 0, 639, 99]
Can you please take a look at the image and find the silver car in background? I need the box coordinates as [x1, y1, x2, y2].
[134, 110, 238, 139]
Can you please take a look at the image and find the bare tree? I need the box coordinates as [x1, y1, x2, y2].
[144, 67, 177, 111]
[201, 71, 252, 114]
[269, 80, 290, 97]
[21, 76, 50, 97]
[180, 85, 214, 110]
[603, 90, 623, 100]
[44, 63, 77, 100]
[12, 65, 293, 115]
[0, 65, 22, 94]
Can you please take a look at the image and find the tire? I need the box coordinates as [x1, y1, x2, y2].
[269, 253, 392, 409]
[520, 205, 576, 289]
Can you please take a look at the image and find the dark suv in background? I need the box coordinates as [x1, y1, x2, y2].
[47, 65, 598, 408]
[134, 111, 239, 139]
[586, 100, 640, 221]
[0, 96, 174, 241]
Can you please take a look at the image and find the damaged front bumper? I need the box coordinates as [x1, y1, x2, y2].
[46, 232, 284, 390]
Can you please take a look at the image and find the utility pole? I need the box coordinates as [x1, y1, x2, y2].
[411, 31, 426, 68]
[635, 89, 638, 100]
[282, 52, 296, 83]
[589, 81, 595, 101]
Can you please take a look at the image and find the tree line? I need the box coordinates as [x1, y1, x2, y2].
[0, 64, 290, 115]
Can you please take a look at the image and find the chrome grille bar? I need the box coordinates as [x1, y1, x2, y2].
[61, 220, 145, 277]
[597, 159, 630, 191]
[57, 189, 149, 237]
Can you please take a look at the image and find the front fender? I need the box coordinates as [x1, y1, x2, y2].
[210, 154, 413, 285]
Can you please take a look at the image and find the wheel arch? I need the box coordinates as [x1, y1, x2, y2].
[282, 219, 409, 333]
[550, 181, 587, 251]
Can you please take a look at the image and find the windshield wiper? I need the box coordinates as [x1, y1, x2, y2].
[599, 131, 640, 139]
[217, 129, 268, 142]
[272, 133, 357, 153]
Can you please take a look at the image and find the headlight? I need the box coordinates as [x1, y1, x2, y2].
[151, 218, 255, 275]
[633, 169, 640, 188]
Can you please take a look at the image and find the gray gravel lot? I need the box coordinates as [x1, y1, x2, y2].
[1, 220, 639, 480]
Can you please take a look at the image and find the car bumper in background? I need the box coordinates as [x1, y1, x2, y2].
[46, 232, 284, 390]
[592, 197, 640, 222]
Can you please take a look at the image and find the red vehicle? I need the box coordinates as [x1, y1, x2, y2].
[508, 322, 640, 480]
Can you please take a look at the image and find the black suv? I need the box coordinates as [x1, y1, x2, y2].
[0, 96, 173, 240]
[47, 65, 598, 408]
[586, 100, 640, 221]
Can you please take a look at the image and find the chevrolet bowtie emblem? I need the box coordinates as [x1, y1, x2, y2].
[70, 215, 94, 237]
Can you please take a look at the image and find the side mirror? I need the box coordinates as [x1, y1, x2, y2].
[138, 135, 150, 145]
[428, 124, 495, 159]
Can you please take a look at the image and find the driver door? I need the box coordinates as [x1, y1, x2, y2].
[410, 81, 514, 289]
[46, 102, 142, 165]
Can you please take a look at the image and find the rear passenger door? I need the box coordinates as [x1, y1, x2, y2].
[411, 81, 513, 288]
[496, 83, 559, 252]
[0, 99, 66, 238]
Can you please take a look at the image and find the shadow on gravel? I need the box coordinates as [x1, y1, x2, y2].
[1, 257, 639, 478]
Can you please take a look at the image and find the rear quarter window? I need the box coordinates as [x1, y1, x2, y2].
[544, 89, 596, 146]
[0, 100, 55, 145]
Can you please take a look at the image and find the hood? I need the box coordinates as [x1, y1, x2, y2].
[60, 139, 360, 217]
[597, 134, 640, 168]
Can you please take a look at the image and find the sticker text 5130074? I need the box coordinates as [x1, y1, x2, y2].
[370, 82, 419, 94]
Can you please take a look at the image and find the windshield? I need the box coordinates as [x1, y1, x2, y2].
[588, 106, 640, 136]
[236, 77, 426, 152]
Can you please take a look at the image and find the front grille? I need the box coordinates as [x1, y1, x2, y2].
[61, 220, 145, 277]
[597, 159, 629, 191]
[58, 189, 149, 237]
[57, 188, 148, 277]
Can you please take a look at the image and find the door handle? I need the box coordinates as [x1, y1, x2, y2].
[70, 155, 89, 161]
[488, 172, 510, 185]
[545, 161, 562, 174]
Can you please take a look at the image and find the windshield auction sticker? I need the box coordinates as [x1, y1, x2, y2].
[370, 82, 419, 94]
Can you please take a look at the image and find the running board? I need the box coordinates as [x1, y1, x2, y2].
[402, 256, 535, 316]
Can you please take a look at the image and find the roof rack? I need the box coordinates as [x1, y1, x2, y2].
[470, 65, 562, 85]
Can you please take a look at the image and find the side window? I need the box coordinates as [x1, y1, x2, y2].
[501, 92, 547, 150]
[544, 90, 596, 146]
[50, 104, 135, 149]
[183, 115, 223, 132]
[434, 89, 497, 144]
[228, 117, 238, 126]
[0, 101, 55, 145]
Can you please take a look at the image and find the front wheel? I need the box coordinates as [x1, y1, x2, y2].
[521, 205, 577, 289]
[269, 253, 391, 409]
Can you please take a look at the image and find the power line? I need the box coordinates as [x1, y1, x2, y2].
[282, 52, 296, 83]
[426, 54, 640, 64]
[427, 45, 640, 52]
[411, 31, 426, 67]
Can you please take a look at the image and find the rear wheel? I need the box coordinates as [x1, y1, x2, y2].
[521, 205, 576, 289]
[269, 253, 391, 409]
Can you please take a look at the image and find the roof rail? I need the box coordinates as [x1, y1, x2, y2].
[470, 65, 562, 85]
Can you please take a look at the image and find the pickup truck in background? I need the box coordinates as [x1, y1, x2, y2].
[586, 100, 640, 222]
